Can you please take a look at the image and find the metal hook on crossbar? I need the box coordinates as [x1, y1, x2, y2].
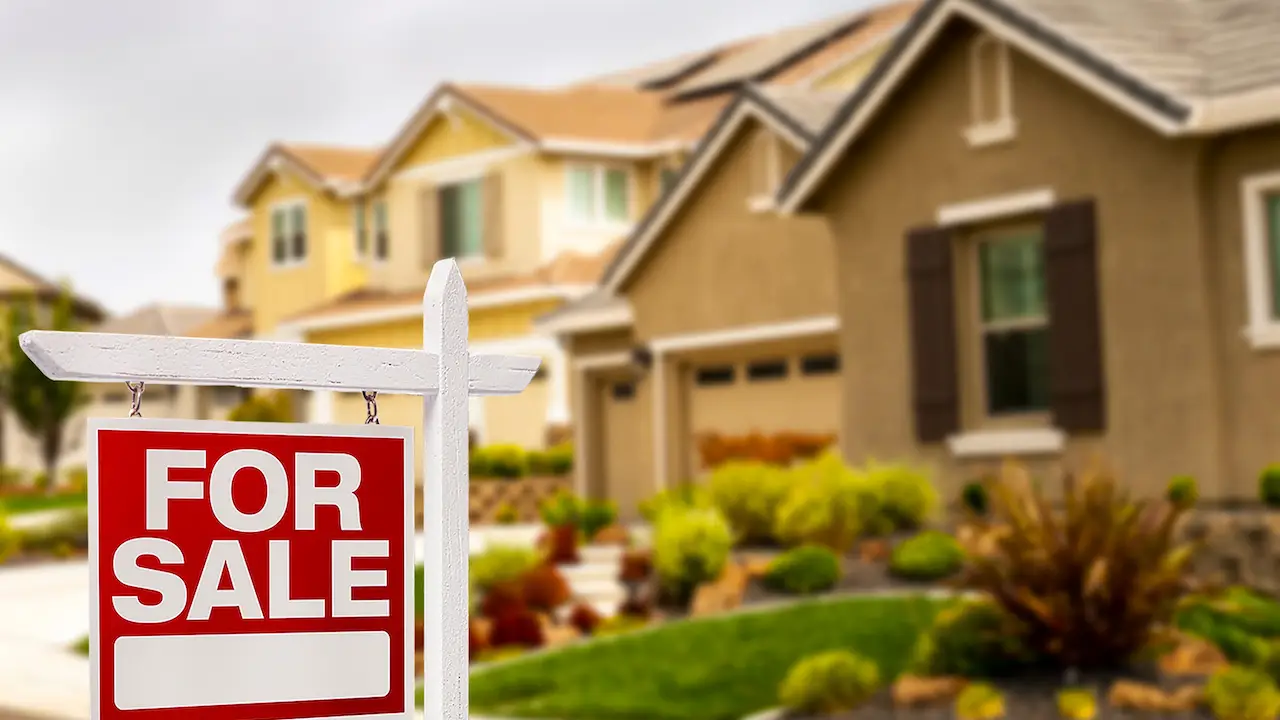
[362, 391, 380, 425]
[126, 381, 145, 418]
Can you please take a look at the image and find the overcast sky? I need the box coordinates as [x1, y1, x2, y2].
[0, 0, 872, 316]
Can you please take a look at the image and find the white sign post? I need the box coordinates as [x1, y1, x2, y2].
[19, 260, 535, 720]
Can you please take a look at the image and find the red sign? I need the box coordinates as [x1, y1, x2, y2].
[88, 419, 415, 720]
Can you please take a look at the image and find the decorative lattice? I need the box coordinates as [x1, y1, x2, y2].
[467, 476, 573, 524]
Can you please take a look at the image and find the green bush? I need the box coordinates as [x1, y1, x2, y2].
[639, 484, 711, 523]
[866, 462, 937, 531]
[706, 461, 790, 544]
[470, 545, 541, 593]
[539, 492, 582, 528]
[889, 530, 965, 581]
[578, 500, 617, 541]
[774, 452, 867, 551]
[227, 391, 293, 423]
[1205, 665, 1280, 720]
[955, 683, 1005, 720]
[961, 480, 989, 516]
[527, 444, 573, 476]
[472, 445, 528, 480]
[0, 510, 19, 564]
[652, 506, 732, 601]
[1176, 597, 1275, 666]
[910, 599, 1042, 678]
[778, 649, 880, 715]
[763, 545, 841, 595]
[1261, 466, 1280, 508]
[18, 507, 88, 555]
[1167, 475, 1198, 509]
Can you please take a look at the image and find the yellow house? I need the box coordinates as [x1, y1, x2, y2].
[214, 0, 919, 464]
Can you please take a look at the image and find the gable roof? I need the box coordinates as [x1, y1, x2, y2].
[779, 0, 1280, 212]
[593, 84, 845, 299]
[0, 253, 106, 321]
[232, 142, 382, 207]
[94, 304, 219, 336]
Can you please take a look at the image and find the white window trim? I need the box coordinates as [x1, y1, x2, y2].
[946, 428, 1065, 458]
[964, 35, 1018, 148]
[936, 188, 1055, 227]
[747, 133, 782, 213]
[268, 198, 308, 270]
[564, 162, 634, 229]
[1241, 169, 1280, 349]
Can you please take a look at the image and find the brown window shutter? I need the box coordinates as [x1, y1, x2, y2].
[483, 171, 505, 259]
[419, 185, 439, 269]
[1044, 198, 1106, 432]
[906, 225, 960, 442]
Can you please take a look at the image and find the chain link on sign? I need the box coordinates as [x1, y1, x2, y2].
[362, 391, 380, 424]
[126, 381, 145, 418]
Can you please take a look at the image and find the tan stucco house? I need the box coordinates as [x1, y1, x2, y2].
[775, 0, 1280, 500]
[539, 85, 848, 517]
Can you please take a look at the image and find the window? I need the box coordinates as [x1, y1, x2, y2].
[373, 200, 389, 261]
[611, 382, 635, 401]
[747, 359, 788, 381]
[977, 232, 1049, 415]
[566, 165, 630, 224]
[965, 35, 1016, 146]
[222, 278, 240, 311]
[1267, 193, 1280, 319]
[800, 353, 841, 376]
[1242, 172, 1280, 348]
[354, 203, 368, 257]
[270, 202, 307, 266]
[439, 180, 484, 259]
[660, 167, 681, 193]
[694, 365, 735, 387]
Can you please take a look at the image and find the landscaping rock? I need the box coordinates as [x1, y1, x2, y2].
[543, 623, 581, 648]
[1107, 680, 1203, 712]
[740, 553, 775, 578]
[858, 539, 891, 563]
[592, 524, 631, 545]
[1158, 634, 1227, 677]
[690, 561, 749, 617]
[892, 675, 969, 707]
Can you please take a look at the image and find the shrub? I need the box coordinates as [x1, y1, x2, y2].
[910, 599, 1043, 678]
[18, 507, 89, 555]
[961, 480, 989, 516]
[493, 503, 519, 525]
[955, 683, 1005, 720]
[578, 500, 617, 542]
[1176, 600, 1273, 666]
[63, 466, 88, 493]
[638, 484, 711, 523]
[889, 530, 965, 581]
[0, 467, 24, 492]
[595, 614, 648, 637]
[473, 445, 527, 480]
[227, 391, 293, 422]
[763, 545, 841, 595]
[519, 564, 571, 612]
[778, 650, 880, 715]
[528, 444, 573, 476]
[697, 431, 838, 469]
[542, 524, 579, 564]
[1205, 666, 1280, 720]
[1056, 688, 1097, 720]
[539, 492, 582, 528]
[1261, 465, 1280, 508]
[774, 452, 866, 551]
[568, 603, 603, 635]
[478, 581, 525, 620]
[469, 619, 489, 659]
[867, 462, 937, 530]
[0, 510, 18, 565]
[470, 545, 540, 593]
[652, 506, 732, 602]
[955, 462, 1195, 670]
[619, 548, 653, 583]
[487, 609, 544, 648]
[1167, 475, 1199, 509]
[706, 461, 790, 545]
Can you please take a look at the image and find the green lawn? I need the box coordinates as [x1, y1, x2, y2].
[430, 594, 948, 720]
[0, 489, 87, 515]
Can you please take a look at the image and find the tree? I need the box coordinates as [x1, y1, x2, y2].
[3, 291, 88, 493]
[227, 390, 294, 423]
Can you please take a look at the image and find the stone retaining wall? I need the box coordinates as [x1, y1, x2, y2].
[1177, 508, 1280, 595]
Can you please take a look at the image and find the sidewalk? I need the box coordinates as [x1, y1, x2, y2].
[0, 560, 90, 720]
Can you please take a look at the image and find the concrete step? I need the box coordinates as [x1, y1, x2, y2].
[579, 545, 627, 564]
[557, 562, 618, 584]
[568, 578, 626, 601]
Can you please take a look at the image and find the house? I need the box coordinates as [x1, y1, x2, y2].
[537, 84, 848, 517]
[0, 254, 105, 479]
[218, 0, 919, 462]
[774, 0, 1280, 500]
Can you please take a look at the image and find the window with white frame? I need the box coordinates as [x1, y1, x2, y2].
[270, 202, 307, 266]
[966, 34, 1016, 146]
[566, 164, 630, 224]
[975, 230, 1049, 415]
[1242, 171, 1280, 346]
[373, 200, 389, 261]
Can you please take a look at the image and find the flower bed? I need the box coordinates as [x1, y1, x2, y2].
[466, 443, 574, 524]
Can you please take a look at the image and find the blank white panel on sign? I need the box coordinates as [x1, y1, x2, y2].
[113, 631, 391, 710]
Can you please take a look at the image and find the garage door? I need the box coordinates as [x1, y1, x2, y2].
[684, 350, 841, 477]
[597, 374, 654, 521]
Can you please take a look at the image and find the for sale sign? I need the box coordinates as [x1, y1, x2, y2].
[87, 418, 415, 720]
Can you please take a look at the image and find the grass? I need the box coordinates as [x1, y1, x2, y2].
[0, 489, 87, 515]
[440, 594, 950, 720]
[71, 636, 89, 656]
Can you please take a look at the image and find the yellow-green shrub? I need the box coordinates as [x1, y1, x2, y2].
[470, 545, 540, 592]
[652, 506, 732, 601]
[0, 510, 18, 564]
[778, 650, 880, 714]
[1205, 665, 1280, 720]
[774, 452, 866, 552]
[471, 445, 527, 479]
[706, 461, 789, 544]
[638, 484, 711, 523]
[866, 461, 937, 530]
[955, 683, 1005, 720]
